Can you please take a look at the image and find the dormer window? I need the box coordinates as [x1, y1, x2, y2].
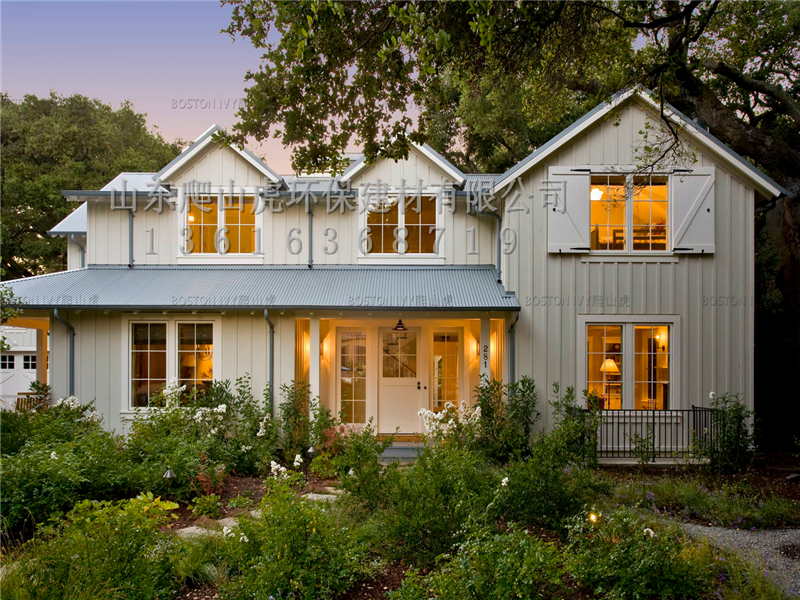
[186, 196, 256, 254]
[366, 195, 438, 255]
[589, 175, 669, 253]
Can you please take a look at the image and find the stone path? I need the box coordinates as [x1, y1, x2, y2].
[683, 523, 800, 596]
[174, 489, 341, 539]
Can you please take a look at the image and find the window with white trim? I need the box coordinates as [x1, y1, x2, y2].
[23, 355, 36, 370]
[339, 330, 367, 424]
[366, 195, 440, 255]
[590, 175, 668, 252]
[587, 323, 671, 410]
[185, 195, 256, 254]
[131, 323, 167, 408]
[1, 355, 14, 369]
[178, 323, 214, 392]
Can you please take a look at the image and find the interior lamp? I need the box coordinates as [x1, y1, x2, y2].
[600, 358, 619, 374]
[590, 187, 605, 201]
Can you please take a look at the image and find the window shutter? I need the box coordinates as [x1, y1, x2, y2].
[546, 167, 591, 253]
[671, 167, 715, 254]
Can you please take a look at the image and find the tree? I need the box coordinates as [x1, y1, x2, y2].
[1, 93, 182, 279]
[222, 0, 799, 446]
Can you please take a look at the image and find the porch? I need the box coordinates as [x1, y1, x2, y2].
[294, 314, 509, 435]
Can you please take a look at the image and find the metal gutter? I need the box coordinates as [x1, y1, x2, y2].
[508, 312, 520, 384]
[53, 309, 75, 396]
[127, 209, 135, 268]
[307, 204, 314, 269]
[69, 234, 85, 268]
[469, 205, 503, 283]
[264, 309, 275, 416]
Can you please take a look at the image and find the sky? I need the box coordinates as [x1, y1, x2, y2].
[1, 0, 297, 173]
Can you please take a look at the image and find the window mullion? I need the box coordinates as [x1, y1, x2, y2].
[623, 324, 635, 409]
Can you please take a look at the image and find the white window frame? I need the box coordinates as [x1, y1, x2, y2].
[428, 326, 466, 411]
[175, 187, 265, 264]
[121, 315, 220, 413]
[1, 355, 14, 370]
[357, 187, 448, 264]
[588, 170, 672, 256]
[23, 355, 36, 370]
[336, 327, 371, 425]
[577, 314, 681, 410]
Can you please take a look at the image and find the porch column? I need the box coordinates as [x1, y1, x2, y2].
[480, 316, 491, 382]
[309, 315, 320, 418]
[36, 328, 48, 386]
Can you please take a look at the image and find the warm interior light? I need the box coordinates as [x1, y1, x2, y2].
[590, 187, 605, 201]
[600, 358, 619, 374]
[188, 215, 195, 222]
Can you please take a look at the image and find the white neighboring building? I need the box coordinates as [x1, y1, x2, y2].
[0, 326, 49, 406]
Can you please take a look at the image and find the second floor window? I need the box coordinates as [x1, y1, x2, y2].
[186, 196, 256, 254]
[367, 195, 438, 254]
[590, 175, 668, 252]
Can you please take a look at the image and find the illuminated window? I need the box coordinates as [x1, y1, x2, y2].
[634, 325, 670, 409]
[186, 196, 256, 254]
[590, 175, 669, 252]
[131, 323, 167, 407]
[587, 325, 623, 410]
[178, 323, 214, 393]
[367, 195, 438, 254]
[340, 331, 367, 424]
[433, 332, 459, 411]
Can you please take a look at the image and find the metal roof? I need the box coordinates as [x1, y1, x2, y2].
[5, 265, 519, 311]
[48, 202, 87, 236]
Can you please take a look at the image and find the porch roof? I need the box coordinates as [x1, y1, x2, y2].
[5, 265, 520, 312]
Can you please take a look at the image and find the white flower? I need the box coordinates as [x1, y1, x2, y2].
[239, 533, 249, 543]
[222, 526, 233, 538]
[214, 404, 227, 414]
[348, 468, 355, 477]
[241, 445, 253, 452]
[50, 451, 58, 460]
[643, 528, 655, 538]
[709, 391, 716, 401]
[501, 477, 509, 487]
[210, 427, 218, 435]
[293, 454, 304, 468]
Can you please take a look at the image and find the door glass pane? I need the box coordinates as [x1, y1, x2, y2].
[586, 325, 622, 410]
[340, 330, 367, 424]
[634, 325, 669, 409]
[382, 331, 417, 378]
[433, 332, 459, 411]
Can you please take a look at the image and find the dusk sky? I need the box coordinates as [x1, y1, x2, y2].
[1, 0, 298, 173]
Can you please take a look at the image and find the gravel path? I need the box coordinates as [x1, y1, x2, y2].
[682, 523, 800, 596]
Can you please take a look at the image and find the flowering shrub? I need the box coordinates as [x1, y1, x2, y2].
[333, 419, 394, 510]
[0, 494, 180, 600]
[219, 476, 373, 600]
[418, 401, 482, 448]
[390, 524, 565, 599]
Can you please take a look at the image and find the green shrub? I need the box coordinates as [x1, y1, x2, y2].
[0, 494, 179, 600]
[278, 382, 312, 460]
[227, 491, 255, 510]
[373, 445, 497, 567]
[693, 393, 753, 473]
[334, 419, 394, 510]
[390, 524, 565, 600]
[566, 508, 709, 599]
[1, 398, 99, 457]
[472, 376, 541, 462]
[218, 478, 373, 600]
[1, 422, 134, 534]
[191, 494, 222, 519]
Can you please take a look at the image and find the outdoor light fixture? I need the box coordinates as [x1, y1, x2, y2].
[163, 466, 176, 480]
[392, 319, 407, 332]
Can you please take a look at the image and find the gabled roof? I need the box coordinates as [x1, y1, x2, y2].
[493, 88, 786, 199]
[341, 142, 467, 188]
[48, 202, 87, 236]
[4, 265, 519, 312]
[155, 124, 284, 185]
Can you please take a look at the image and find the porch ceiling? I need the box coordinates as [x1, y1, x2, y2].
[4, 265, 520, 312]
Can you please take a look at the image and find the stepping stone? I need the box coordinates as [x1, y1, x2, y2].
[322, 486, 343, 495]
[194, 516, 221, 530]
[303, 493, 337, 503]
[176, 526, 220, 538]
[217, 517, 239, 528]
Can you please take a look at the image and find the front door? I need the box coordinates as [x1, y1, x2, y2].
[379, 328, 424, 433]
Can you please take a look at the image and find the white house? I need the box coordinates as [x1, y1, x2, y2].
[5, 89, 785, 457]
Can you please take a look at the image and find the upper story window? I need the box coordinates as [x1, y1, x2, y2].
[186, 196, 256, 255]
[366, 195, 438, 255]
[590, 175, 668, 252]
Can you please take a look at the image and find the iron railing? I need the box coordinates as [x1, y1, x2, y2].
[593, 406, 721, 460]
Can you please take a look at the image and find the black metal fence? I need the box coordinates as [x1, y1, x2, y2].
[595, 406, 721, 460]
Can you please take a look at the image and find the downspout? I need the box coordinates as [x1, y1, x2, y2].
[469, 205, 502, 283]
[307, 204, 313, 269]
[54, 309, 75, 397]
[508, 311, 520, 385]
[69, 234, 85, 269]
[127, 209, 135, 268]
[264, 309, 275, 416]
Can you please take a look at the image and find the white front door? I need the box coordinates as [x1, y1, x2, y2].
[378, 328, 425, 434]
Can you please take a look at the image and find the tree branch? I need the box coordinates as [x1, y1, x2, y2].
[703, 59, 800, 125]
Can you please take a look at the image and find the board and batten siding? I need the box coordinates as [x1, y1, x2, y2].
[84, 145, 496, 267]
[49, 310, 295, 433]
[502, 99, 755, 430]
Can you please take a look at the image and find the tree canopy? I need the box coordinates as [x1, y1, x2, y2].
[1, 93, 182, 279]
